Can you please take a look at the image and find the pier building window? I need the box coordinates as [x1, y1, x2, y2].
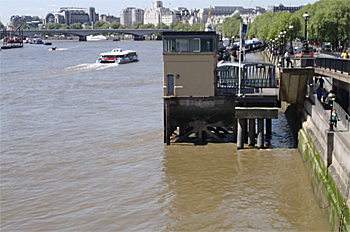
[189, 38, 200, 52]
[176, 39, 188, 52]
[163, 37, 214, 52]
[201, 38, 213, 52]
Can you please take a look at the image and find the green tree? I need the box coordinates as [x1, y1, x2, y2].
[139, 23, 155, 29]
[70, 22, 82, 29]
[246, 0, 350, 49]
[58, 24, 70, 29]
[94, 20, 108, 29]
[223, 14, 243, 38]
[44, 23, 61, 29]
[110, 21, 121, 29]
[156, 22, 169, 29]
[172, 21, 191, 31]
[131, 21, 143, 29]
[170, 19, 181, 29]
[190, 23, 202, 31]
[84, 25, 92, 29]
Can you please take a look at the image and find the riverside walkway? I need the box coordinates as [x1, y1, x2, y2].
[264, 49, 350, 231]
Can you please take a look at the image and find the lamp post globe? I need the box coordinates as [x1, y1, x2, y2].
[327, 92, 336, 131]
[302, 12, 310, 55]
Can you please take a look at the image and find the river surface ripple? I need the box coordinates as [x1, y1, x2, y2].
[1, 40, 328, 231]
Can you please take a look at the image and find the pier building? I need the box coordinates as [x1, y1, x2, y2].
[162, 31, 279, 148]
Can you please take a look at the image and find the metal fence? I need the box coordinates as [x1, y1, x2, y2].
[315, 57, 350, 75]
[215, 62, 277, 90]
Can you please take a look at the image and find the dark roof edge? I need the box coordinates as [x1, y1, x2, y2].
[163, 31, 217, 36]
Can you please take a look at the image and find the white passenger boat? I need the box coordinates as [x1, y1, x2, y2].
[87, 35, 107, 41]
[96, 48, 138, 64]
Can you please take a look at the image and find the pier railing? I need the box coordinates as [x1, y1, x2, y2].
[215, 62, 277, 94]
[263, 50, 315, 68]
[264, 49, 350, 73]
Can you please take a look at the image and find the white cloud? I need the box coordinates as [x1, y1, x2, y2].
[47, 4, 57, 7]
[38, 8, 46, 11]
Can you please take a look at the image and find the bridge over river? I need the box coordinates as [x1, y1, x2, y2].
[0, 29, 173, 41]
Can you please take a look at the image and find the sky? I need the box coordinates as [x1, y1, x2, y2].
[0, 0, 319, 25]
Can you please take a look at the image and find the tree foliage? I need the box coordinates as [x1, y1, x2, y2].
[131, 21, 143, 29]
[223, 14, 243, 38]
[246, 0, 350, 45]
[44, 23, 70, 29]
[70, 22, 82, 29]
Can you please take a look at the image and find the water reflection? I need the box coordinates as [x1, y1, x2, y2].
[160, 145, 328, 231]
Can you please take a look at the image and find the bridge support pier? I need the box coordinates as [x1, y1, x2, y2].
[257, 119, 264, 149]
[266, 119, 272, 143]
[78, 35, 87, 41]
[232, 119, 237, 143]
[248, 119, 255, 147]
[237, 119, 246, 150]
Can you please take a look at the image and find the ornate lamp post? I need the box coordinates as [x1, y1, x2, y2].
[279, 30, 287, 55]
[289, 25, 294, 55]
[283, 30, 286, 54]
[274, 37, 278, 55]
[327, 92, 336, 131]
[279, 31, 283, 55]
[302, 12, 310, 55]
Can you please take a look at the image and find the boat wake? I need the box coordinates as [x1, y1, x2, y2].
[64, 63, 119, 71]
[48, 48, 69, 51]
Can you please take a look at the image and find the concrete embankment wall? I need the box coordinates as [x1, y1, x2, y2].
[261, 49, 350, 230]
[284, 99, 350, 231]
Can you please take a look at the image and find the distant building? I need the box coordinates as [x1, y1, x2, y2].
[173, 7, 193, 23]
[120, 7, 144, 27]
[143, 1, 175, 26]
[100, 14, 120, 23]
[44, 7, 98, 26]
[267, 4, 304, 13]
[9, 15, 42, 28]
[199, 6, 265, 25]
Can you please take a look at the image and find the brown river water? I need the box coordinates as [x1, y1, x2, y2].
[1, 40, 328, 231]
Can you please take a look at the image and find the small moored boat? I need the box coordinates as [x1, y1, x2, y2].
[96, 48, 138, 64]
[87, 35, 107, 41]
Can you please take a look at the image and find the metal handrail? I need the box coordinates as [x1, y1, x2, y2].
[315, 57, 350, 75]
[313, 94, 330, 120]
[333, 101, 350, 130]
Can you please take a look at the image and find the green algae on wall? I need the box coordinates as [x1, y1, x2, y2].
[298, 128, 350, 231]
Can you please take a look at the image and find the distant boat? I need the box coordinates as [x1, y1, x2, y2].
[87, 35, 107, 41]
[30, 38, 43, 44]
[133, 35, 145, 41]
[96, 48, 138, 64]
